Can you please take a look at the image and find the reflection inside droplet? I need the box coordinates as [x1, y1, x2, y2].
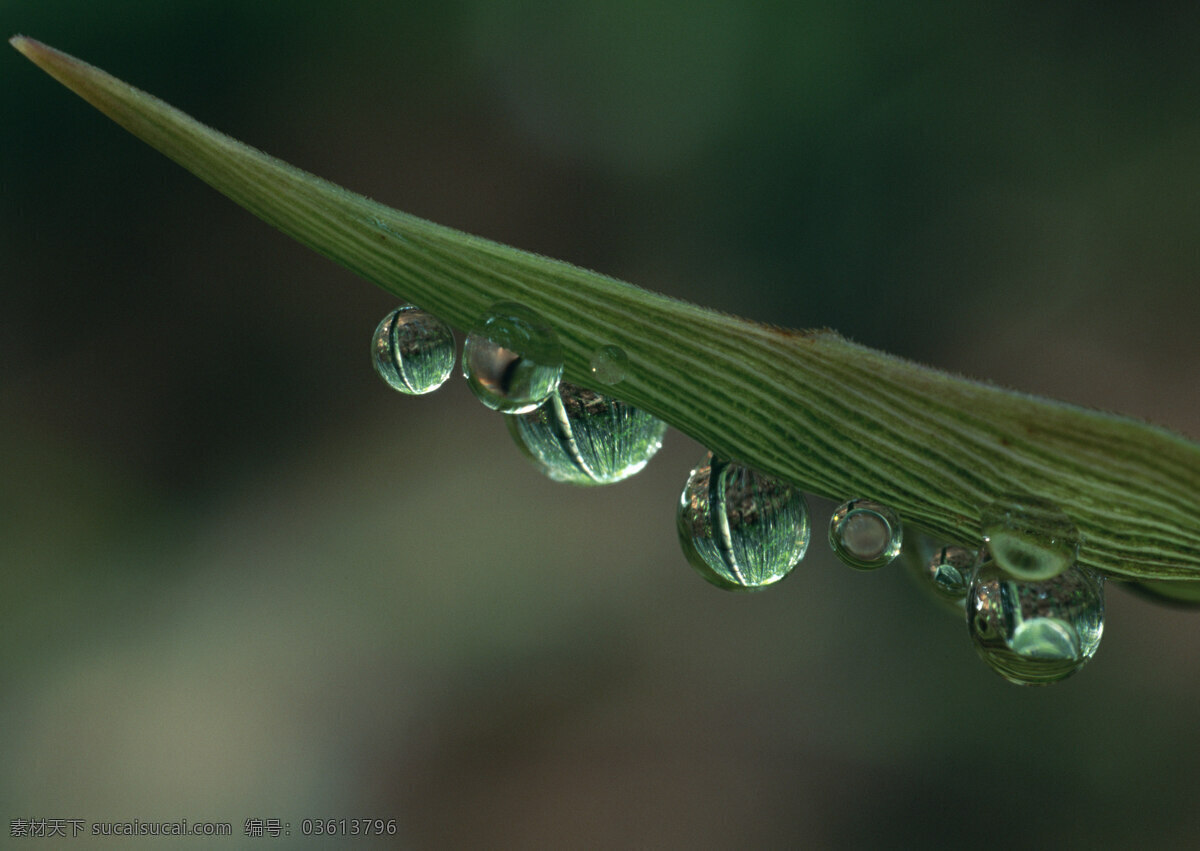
[589, 345, 629, 385]
[462, 302, 564, 414]
[371, 304, 455, 395]
[677, 453, 810, 591]
[829, 499, 903, 570]
[966, 551, 1105, 685]
[981, 495, 1080, 581]
[507, 381, 666, 485]
[927, 545, 977, 600]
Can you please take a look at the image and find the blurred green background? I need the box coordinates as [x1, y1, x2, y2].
[4, 1, 1200, 846]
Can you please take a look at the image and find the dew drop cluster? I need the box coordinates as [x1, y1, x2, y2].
[371, 301, 666, 486]
[368, 301, 1113, 686]
[905, 503, 1105, 685]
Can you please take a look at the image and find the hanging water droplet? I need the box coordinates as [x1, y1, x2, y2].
[507, 381, 666, 485]
[903, 537, 977, 614]
[588, 345, 629, 385]
[462, 302, 564, 414]
[371, 305, 455, 395]
[676, 453, 810, 591]
[981, 496, 1080, 581]
[829, 499, 903, 570]
[966, 551, 1104, 685]
[925, 545, 978, 601]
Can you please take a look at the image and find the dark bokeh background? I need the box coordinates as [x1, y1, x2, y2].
[4, 2, 1200, 847]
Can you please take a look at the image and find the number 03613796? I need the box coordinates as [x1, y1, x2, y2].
[301, 819, 398, 837]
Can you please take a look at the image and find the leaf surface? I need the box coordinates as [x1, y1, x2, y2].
[13, 35, 1200, 580]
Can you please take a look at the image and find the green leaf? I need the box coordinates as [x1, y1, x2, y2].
[12, 35, 1200, 582]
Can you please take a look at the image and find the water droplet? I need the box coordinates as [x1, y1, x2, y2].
[829, 499, 903, 570]
[966, 552, 1104, 685]
[462, 302, 564, 414]
[676, 453, 810, 591]
[925, 545, 978, 601]
[506, 381, 667, 485]
[371, 305, 455, 395]
[588, 345, 629, 385]
[981, 496, 1080, 581]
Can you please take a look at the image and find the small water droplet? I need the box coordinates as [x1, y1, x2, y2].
[925, 545, 978, 601]
[981, 496, 1080, 580]
[371, 305, 455, 395]
[966, 551, 1104, 685]
[507, 381, 667, 485]
[588, 345, 629, 385]
[829, 499, 903, 570]
[676, 453, 810, 591]
[462, 302, 564, 414]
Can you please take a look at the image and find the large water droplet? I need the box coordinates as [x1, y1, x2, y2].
[506, 381, 667, 485]
[462, 302, 564, 414]
[588, 345, 629, 385]
[981, 496, 1080, 580]
[829, 499, 903, 570]
[676, 453, 810, 591]
[925, 545, 978, 601]
[371, 305, 455, 395]
[966, 552, 1104, 685]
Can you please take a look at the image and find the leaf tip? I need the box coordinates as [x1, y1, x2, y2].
[10, 35, 56, 68]
[9, 36, 87, 78]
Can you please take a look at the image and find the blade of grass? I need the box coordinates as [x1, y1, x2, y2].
[12, 35, 1200, 581]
